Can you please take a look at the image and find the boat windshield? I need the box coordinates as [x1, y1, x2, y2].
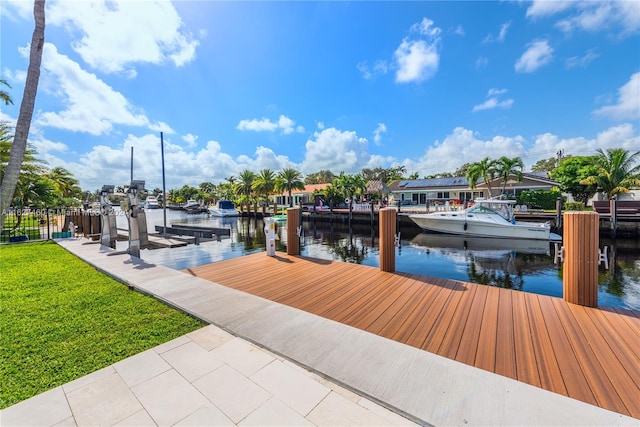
[468, 202, 514, 222]
[218, 200, 235, 209]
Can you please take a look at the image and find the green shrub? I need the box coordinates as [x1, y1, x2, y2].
[517, 189, 565, 210]
[564, 201, 588, 211]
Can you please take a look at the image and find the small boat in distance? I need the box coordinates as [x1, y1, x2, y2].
[408, 198, 560, 241]
[184, 199, 200, 210]
[209, 199, 240, 217]
[144, 196, 161, 209]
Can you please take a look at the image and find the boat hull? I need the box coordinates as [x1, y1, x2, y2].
[409, 213, 552, 240]
[208, 208, 240, 217]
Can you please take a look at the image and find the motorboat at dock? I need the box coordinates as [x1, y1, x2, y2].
[408, 199, 561, 241]
[208, 199, 240, 217]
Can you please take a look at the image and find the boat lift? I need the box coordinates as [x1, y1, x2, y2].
[122, 180, 149, 257]
[99, 184, 117, 249]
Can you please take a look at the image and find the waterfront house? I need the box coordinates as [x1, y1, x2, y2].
[387, 172, 559, 206]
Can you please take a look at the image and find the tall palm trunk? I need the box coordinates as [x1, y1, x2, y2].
[0, 0, 45, 227]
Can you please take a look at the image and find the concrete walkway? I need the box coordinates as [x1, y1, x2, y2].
[3, 238, 638, 426]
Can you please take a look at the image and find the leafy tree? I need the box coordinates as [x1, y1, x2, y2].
[0, 79, 13, 105]
[466, 157, 497, 197]
[252, 169, 276, 202]
[47, 167, 82, 200]
[275, 168, 304, 207]
[495, 156, 524, 195]
[305, 170, 335, 184]
[531, 157, 558, 173]
[0, 0, 45, 227]
[408, 172, 419, 180]
[580, 148, 640, 199]
[454, 163, 472, 177]
[236, 170, 256, 205]
[550, 156, 599, 205]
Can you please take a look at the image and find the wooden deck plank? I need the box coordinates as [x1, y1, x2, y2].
[451, 284, 487, 366]
[550, 298, 628, 415]
[526, 295, 568, 396]
[536, 296, 596, 405]
[565, 303, 640, 418]
[186, 252, 640, 418]
[474, 286, 500, 373]
[494, 291, 517, 379]
[511, 291, 541, 388]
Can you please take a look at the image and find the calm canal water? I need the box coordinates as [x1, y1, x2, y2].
[119, 209, 640, 311]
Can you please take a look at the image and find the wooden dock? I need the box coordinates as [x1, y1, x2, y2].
[185, 252, 640, 419]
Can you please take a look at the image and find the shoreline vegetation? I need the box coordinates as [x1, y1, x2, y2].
[0, 241, 204, 409]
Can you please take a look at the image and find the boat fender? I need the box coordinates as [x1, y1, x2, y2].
[463, 222, 468, 231]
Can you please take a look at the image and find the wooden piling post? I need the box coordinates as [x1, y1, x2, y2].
[563, 211, 599, 307]
[379, 207, 396, 272]
[286, 207, 300, 255]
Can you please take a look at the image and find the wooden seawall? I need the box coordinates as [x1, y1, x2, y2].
[185, 252, 640, 419]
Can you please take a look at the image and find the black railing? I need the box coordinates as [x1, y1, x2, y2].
[1, 207, 102, 243]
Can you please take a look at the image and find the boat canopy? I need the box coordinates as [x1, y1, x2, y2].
[218, 200, 235, 209]
[468, 200, 515, 222]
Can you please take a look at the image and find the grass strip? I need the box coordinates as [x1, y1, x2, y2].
[0, 241, 204, 408]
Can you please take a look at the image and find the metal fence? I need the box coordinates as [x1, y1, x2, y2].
[1, 207, 102, 243]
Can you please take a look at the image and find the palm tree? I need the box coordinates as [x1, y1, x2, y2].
[47, 167, 81, 200]
[581, 148, 640, 199]
[236, 170, 256, 205]
[0, 80, 13, 105]
[275, 168, 304, 207]
[0, 0, 45, 227]
[466, 157, 497, 198]
[252, 169, 276, 204]
[495, 156, 524, 196]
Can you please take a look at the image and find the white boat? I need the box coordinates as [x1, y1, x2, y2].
[208, 199, 240, 217]
[144, 196, 161, 209]
[184, 199, 200, 210]
[408, 199, 560, 241]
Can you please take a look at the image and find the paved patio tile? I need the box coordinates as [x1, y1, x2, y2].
[306, 391, 397, 426]
[187, 324, 234, 351]
[62, 366, 116, 394]
[209, 337, 275, 376]
[66, 371, 143, 426]
[238, 397, 314, 426]
[131, 369, 209, 426]
[113, 409, 157, 426]
[114, 349, 172, 387]
[193, 365, 270, 423]
[250, 360, 331, 416]
[160, 341, 225, 382]
[52, 416, 77, 427]
[153, 335, 191, 354]
[174, 403, 235, 426]
[1, 386, 71, 427]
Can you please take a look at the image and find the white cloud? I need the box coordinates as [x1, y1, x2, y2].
[514, 40, 553, 73]
[182, 133, 198, 148]
[236, 115, 304, 134]
[0, 0, 33, 21]
[35, 43, 161, 135]
[472, 89, 514, 112]
[357, 60, 389, 80]
[373, 123, 387, 145]
[531, 124, 640, 160]
[565, 49, 600, 69]
[401, 127, 527, 177]
[475, 57, 489, 70]
[527, 0, 639, 37]
[526, 1, 574, 19]
[46, 0, 199, 74]
[454, 25, 465, 36]
[301, 128, 369, 174]
[394, 18, 441, 84]
[593, 72, 640, 121]
[483, 21, 511, 43]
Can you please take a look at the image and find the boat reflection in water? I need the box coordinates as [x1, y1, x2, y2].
[407, 232, 555, 292]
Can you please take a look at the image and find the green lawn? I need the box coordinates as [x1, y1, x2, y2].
[0, 241, 205, 409]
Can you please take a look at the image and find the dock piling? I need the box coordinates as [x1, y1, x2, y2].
[563, 211, 599, 307]
[286, 207, 301, 255]
[379, 207, 396, 272]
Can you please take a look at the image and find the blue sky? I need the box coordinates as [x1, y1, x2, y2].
[1, 0, 639, 192]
